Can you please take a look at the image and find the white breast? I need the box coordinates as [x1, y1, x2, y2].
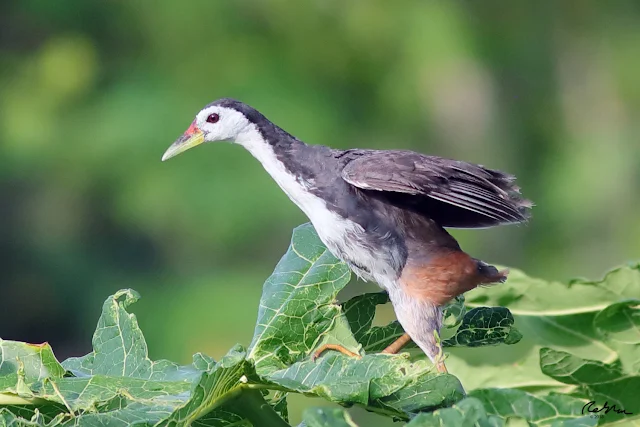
[238, 127, 360, 237]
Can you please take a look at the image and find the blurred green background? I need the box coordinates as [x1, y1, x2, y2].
[1, 0, 639, 424]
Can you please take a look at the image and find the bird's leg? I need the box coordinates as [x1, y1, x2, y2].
[381, 333, 412, 354]
[313, 298, 447, 373]
[311, 344, 361, 361]
[387, 288, 448, 373]
[312, 333, 412, 361]
[432, 330, 448, 373]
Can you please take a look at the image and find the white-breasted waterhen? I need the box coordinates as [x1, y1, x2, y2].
[162, 98, 532, 373]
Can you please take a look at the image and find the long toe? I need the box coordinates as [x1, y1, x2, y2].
[312, 344, 361, 361]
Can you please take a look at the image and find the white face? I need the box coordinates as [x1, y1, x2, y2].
[194, 106, 253, 143]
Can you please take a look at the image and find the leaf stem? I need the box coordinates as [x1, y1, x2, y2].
[0, 394, 49, 405]
[247, 383, 406, 421]
[226, 388, 291, 427]
[192, 384, 290, 427]
[47, 379, 75, 418]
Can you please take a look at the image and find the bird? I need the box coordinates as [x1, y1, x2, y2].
[162, 98, 531, 373]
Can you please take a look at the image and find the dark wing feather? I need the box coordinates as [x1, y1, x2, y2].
[340, 150, 532, 228]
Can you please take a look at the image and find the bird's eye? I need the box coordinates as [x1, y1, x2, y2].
[206, 113, 220, 123]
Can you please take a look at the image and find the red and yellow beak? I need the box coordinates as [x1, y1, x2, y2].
[162, 121, 205, 161]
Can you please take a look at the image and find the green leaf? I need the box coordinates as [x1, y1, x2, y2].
[540, 348, 640, 425]
[62, 289, 201, 382]
[405, 397, 503, 427]
[268, 391, 289, 423]
[302, 407, 358, 427]
[593, 299, 640, 373]
[164, 347, 254, 426]
[443, 307, 522, 348]
[0, 341, 65, 394]
[0, 408, 65, 427]
[0, 404, 67, 426]
[5, 223, 633, 427]
[372, 367, 464, 416]
[0, 341, 70, 426]
[442, 296, 467, 329]
[300, 399, 506, 427]
[247, 223, 356, 374]
[246, 225, 466, 419]
[31, 289, 206, 422]
[0, 290, 288, 427]
[267, 353, 463, 416]
[342, 292, 407, 353]
[469, 389, 597, 427]
[341, 293, 505, 353]
[447, 264, 640, 392]
[465, 263, 640, 313]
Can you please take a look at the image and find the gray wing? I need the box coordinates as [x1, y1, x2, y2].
[341, 150, 531, 227]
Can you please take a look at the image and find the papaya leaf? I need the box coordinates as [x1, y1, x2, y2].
[5, 223, 634, 427]
[448, 263, 640, 392]
[341, 292, 407, 353]
[468, 389, 597, 427]
[302, 407, 359, 427]
[466, 263, 640, 313]
[269, 391, 289, 423]
[0, 408, 65, 426]
[62, 289, 202, 382]
[137, 345, 287, 427]
[247, 224, 466, 419]
[442, 307, 522, 348]
[0, 290, 284, 427]
[442, 295, 467, 329]
[540, 347, 640, 425]
[266, 353, 463, 417]
[0, 341, 65, 395]
[247, 223, 357, 374]
[405, 397, 503, 427]
[593, 299, 640, 373]
[371, 368, 464, 416]
[301, 399, 505, 427]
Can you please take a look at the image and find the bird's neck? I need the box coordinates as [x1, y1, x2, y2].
[234, 123, 312, 202]
[235, 122, 302, 164]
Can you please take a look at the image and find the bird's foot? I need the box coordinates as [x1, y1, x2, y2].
[311, 344, 361, 361]
[381, 332, 448, 373]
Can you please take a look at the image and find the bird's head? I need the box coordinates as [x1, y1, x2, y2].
[162, 98, 259, 161]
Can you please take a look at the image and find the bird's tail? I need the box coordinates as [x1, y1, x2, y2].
[474, 259, 509, 285]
